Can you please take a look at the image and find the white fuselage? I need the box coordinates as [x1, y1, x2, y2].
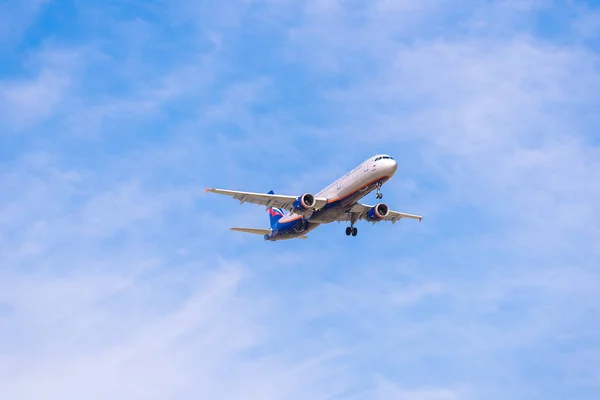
[277, 155, 398, 226]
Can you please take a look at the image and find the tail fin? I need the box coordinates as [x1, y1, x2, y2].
[267, 190, 284, 229]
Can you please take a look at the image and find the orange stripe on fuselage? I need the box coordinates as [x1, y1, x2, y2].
[277, 176, 390, 224]
[324, 175, 390, 203]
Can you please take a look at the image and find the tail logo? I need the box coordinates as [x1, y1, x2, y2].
[269, 208, 284, 217]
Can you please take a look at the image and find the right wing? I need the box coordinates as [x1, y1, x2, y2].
[206, 188, 328, 215]
[337, 203, 423, 224]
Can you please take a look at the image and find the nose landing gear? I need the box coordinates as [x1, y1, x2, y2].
[375, 181, 383, 199]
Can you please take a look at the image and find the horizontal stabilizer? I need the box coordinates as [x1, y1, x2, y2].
[230, 227, 271, 235]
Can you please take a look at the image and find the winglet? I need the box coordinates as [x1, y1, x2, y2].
[205, 188, 209, 193]
[419, 217, 422, 223]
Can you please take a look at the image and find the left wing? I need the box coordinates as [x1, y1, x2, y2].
[338, 203, 423, 224]
[205, 188, 328, 215]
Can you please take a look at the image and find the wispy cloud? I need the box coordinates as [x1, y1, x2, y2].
[0, 46, 83, 131]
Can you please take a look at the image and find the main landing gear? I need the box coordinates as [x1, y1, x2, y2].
[375, 181, 383, 199]
[345, 212, 358, 237]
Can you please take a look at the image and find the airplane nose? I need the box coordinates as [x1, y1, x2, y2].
[388, 159, 398, 176]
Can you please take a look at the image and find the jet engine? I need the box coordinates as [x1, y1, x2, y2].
[293, 193, 316, 211]
[367, 203, 389, 221]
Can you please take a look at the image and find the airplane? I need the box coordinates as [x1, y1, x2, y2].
[205, 154, 422, 241]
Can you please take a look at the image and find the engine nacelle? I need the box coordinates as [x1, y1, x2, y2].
[293, 193, 316, 211]
[367, 203, 389, 221]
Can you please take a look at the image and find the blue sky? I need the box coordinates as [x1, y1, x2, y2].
[1, 0, 599, 399]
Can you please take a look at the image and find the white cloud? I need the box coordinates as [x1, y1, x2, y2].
[0, 46, 83, 131]
[2, 71, 69, 127]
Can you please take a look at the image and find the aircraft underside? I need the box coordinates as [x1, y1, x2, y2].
[265, 178, 388, 241]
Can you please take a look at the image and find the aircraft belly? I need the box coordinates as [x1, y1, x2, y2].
[267, 222, 319, 241]
[309, 177, 388, 224]
[310, 194, 362, 223]
[270, 172, 392, 238]
[310, 209, 345, 223]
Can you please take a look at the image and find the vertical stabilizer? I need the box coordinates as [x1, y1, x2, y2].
[267, 190, 284, 230]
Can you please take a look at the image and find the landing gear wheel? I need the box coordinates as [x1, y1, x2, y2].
[375, 193, 383, 199]
[346, 212, 359, 237]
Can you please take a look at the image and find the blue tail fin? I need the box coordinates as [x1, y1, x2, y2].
[267, 190, 284, 229]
